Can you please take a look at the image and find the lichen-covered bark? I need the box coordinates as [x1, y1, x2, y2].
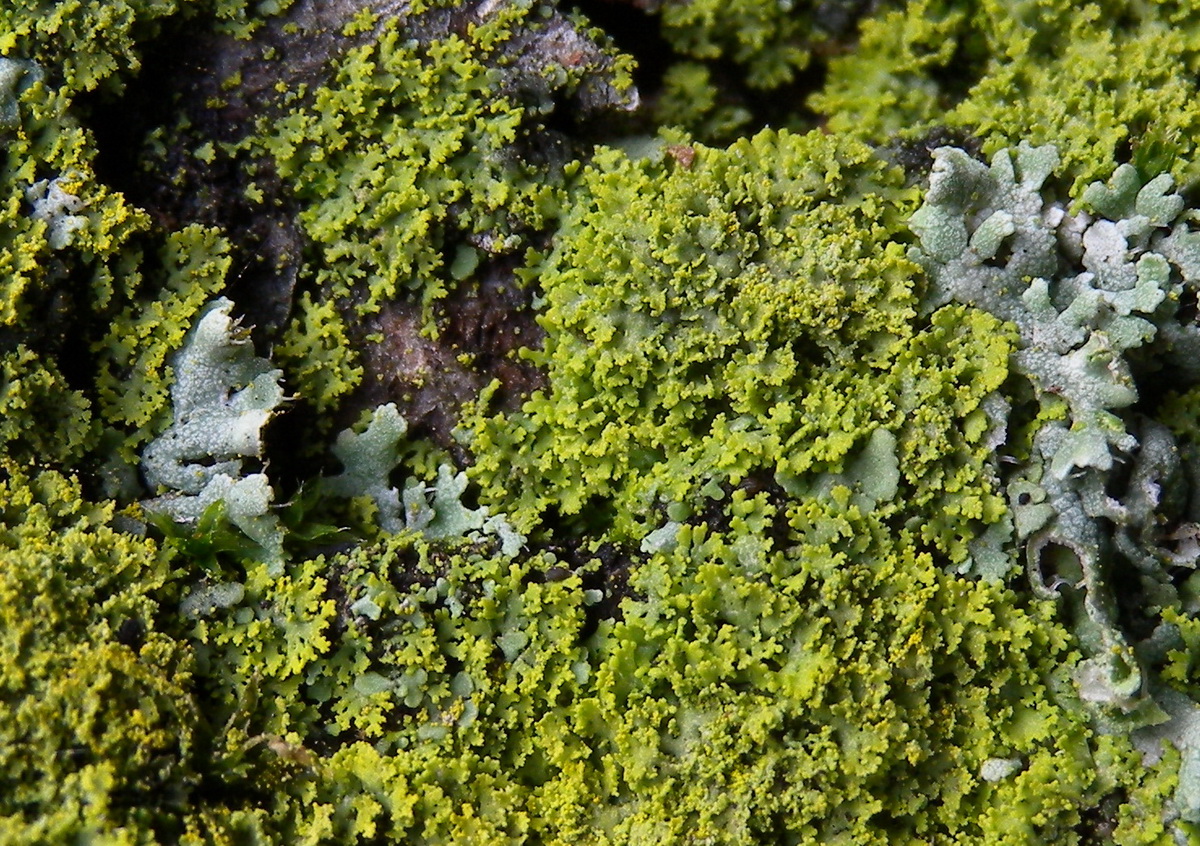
[94, 0, 634, 448]
[7, 1, 1200, 843]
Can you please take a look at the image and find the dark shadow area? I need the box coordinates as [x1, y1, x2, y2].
[883, 126, 984, 182]
[76, 13, 230, 217]
[565, 0, 674, 95]
[565, 0, 842, 142]
[926, 26, 986, 107]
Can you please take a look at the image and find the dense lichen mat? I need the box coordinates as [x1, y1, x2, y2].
[9, 0, 1200, 842]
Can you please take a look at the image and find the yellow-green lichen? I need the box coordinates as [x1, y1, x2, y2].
[237, 6, 620, 415]
[656, 0, 815, 90]
[0, 469, 201, 840]
[814, 0, 1200, 193]
[0, 0, 290, 95]
[6, 0, 1200, 841]
[469, 128, 1009, 564]
[273, 290, 363, 420]
[151, 502, 1176, 842]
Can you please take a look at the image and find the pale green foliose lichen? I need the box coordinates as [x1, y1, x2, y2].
[0, 57, 30, 128]
[910, 140, 1200, 831]
[141, 297, 286, 566]
[324, 402, 410, 532]
[323, 401, 525, 553]
[25, 174, 86, 249]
